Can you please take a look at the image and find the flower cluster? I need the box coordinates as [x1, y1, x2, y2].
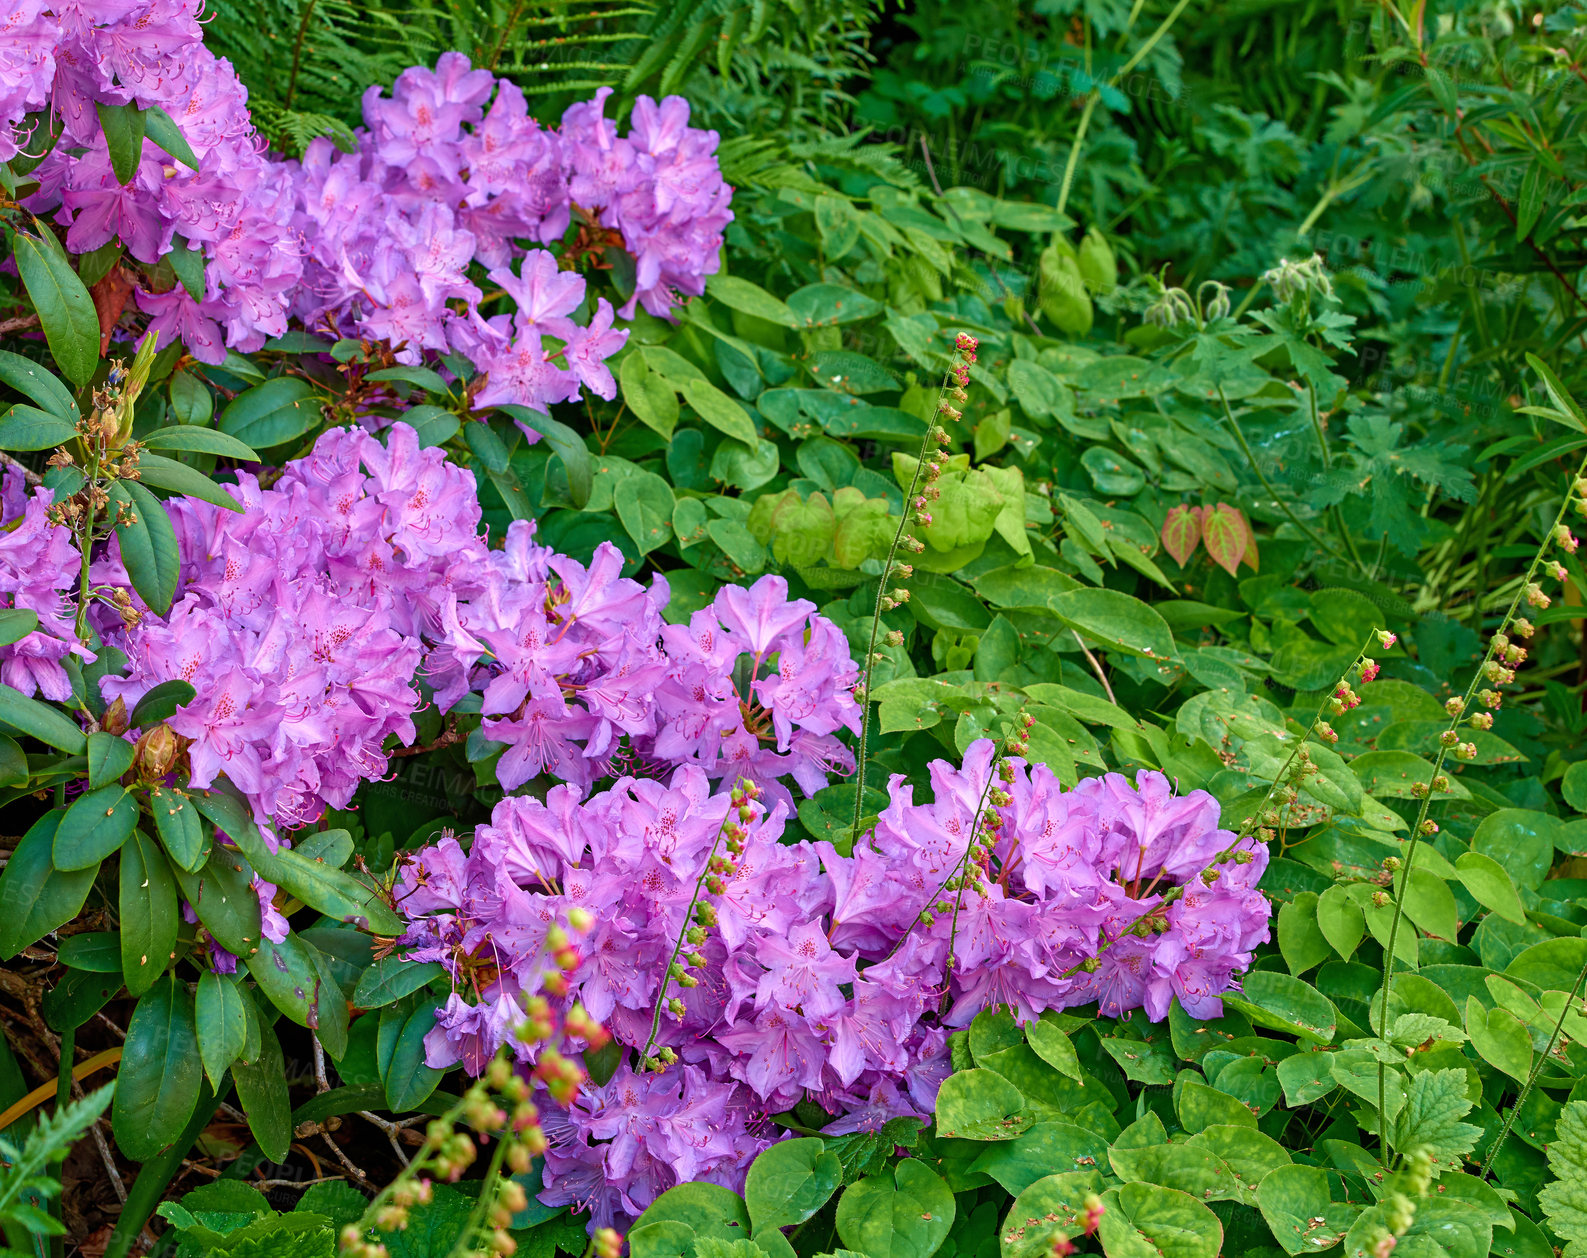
[285, 59, 731, 419]
[97, 425, 471, 834]
[560, 89, 735, 319]
[95, 422, 855, 832]
[8, 12, 731, 409]
[12, 0, 299, 359]
[0, 468, 90, 700]
[395, 739, 1269, 1230]
[650, 580, 861, 812]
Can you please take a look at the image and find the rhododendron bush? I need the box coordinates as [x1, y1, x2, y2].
[8, 1, 1587, 1256]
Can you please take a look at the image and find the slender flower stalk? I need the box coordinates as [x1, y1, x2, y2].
[851, 332, 980, 843]
[1373, 450, 1587, 1168]
[639, 777, 760, 1069]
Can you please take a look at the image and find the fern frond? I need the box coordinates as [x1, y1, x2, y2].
[0, 1084, 114, 1227]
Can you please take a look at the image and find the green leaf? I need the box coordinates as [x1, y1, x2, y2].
[172, 846, 262, 956]
[1098, 1036, 1176, 1086]
[1505, 936, 1587, 993]
[0, 732, 23, 789]
[196, 971, 249, 1091]
[0, 811, 95, 960]
[57, 931, 121, 972]
[168, 369, 213, 426]
[1517, 161, 1546, 240]
[0, 680, 87, 752]
[129, 679, 197, 729]
[1177, 1079, 1257, 1132]
[680, 377, 760, 445]
[43, 966, 121, 1031]
[1465, 996, 1531, 1084]
[120, 828, 179, 998]
[232, 1017, 292, 1163]
[933, 1069, 1030, 1141]
[379, 1000, 443, 1111]
[0, 403, 76, 450]
[810, 350, 901, 396]
[1341, 1197, 1490, 1258]
[86, 731, 135, 789]
[1453, 850, 1523, 926]
[1219, 971, 1336, 1044]
[621, 352, 680, 439]
[0, 609, 39, 652]
[112, 975, 203, 1162]
[971, 1122, 1111, 1195]
[835, 1158, 955, 1258]
[616, 470, 676, 555]
[354, 954, 445, 1009]
[398, 404, 460, 448]
[10, 226, 99, 387]
[1276, 1051, 1338, 1107]
[137, 451, 244, 511]
[1398, 866, 1461, 942]
[111, 480, 182, 615]
[252, 844, 404, 936]
[497, 405, 593, 508]
[219, 377, 320, 449]
[166, 234, 206, 301]
[142, 104, 199, 170]
[1525, 353, 1586, 433]
[149, 783, 207, 870]
[1024, 1018, 1083, 1081]
[52, 784, 137, 870]
[1050, 588, 1174, 661]
[1279, 892, 1332, 975]
[1096, 1181, 1222, 1258]
[745, 1137, 842, 1232]
[0, 349, 78, 418]
[1257, 1164, 1361, 1256]
[707, 274, 800, 326]
[140, 425, 259, 460]
[1472, 809, 1557, 891]
[1349, 750, 1468, 800]
[998, 1171, 1103, 1258]
[1393, 1066, 1480, 1172]
[247, 933, 349, 1058]
[1539, 1101, 1587, 1258]
[787, 284, 883, 326]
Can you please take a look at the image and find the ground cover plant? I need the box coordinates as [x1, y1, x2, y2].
[3, 1, 1587, 1257]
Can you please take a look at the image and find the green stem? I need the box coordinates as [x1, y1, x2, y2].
[1217, 386, 1342, 559]
[1373, 450, 1587, 1167]
[640, 789, 740, 1063]
[1054, 0, 1195, 218]
[73, 475, 95, 645]
[448, 1131, 510, 1258]
[1477, 956, 1587, 1180]
[284, 0, 320, 111]
[850, 355, 964, 845]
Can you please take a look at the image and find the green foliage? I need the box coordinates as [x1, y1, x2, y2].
[9, 0, 1587, 1251]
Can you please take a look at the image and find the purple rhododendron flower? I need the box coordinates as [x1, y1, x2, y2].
[394, 734, 1270, 1230]
[0, 469, 92, 701]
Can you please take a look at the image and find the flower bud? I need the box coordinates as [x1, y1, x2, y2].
[134, 723, 180, 780]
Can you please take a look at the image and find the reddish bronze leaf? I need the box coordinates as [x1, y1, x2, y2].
[1202, 502, 1252, 577]
[1161, 503, 1203, 567]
